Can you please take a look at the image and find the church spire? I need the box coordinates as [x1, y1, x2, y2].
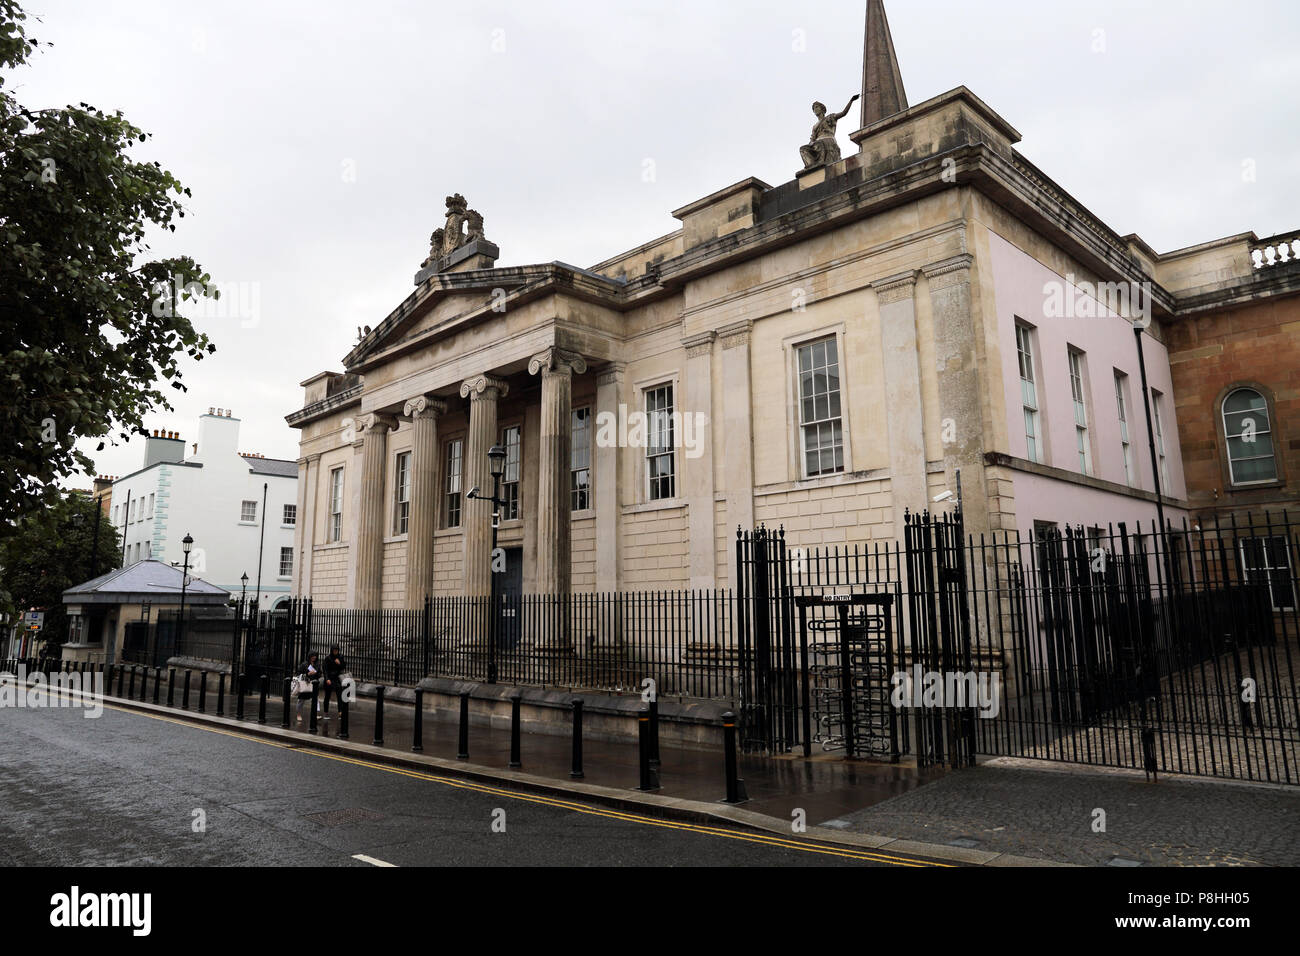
[861, 0, 908, 127]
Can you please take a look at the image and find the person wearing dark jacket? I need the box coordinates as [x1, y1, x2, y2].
[321, 647, 347, 719]
[295, 653, 320, 724]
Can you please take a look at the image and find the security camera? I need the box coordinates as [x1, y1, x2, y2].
[466, 486, 480, 499]
[933, 490, 954, 503]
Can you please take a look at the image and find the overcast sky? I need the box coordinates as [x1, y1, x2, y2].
[14, 0, 1299, 482]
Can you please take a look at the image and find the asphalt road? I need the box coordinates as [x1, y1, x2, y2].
[0, 699, 934, 867]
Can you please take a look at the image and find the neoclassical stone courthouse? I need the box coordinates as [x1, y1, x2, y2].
[288, 1, 1299, 609]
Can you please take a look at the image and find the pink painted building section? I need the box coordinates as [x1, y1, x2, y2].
[986, 230, 1187, 538]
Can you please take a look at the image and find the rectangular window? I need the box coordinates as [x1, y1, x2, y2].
[240, 499, 257, 523]
[1151, 389, 1169, 492]
[1114, 371, 1134, 484]
[282, 504, 297, 526]
[797, 337, 845, 478]
[645, 383, 676, 500]
[113, 505, 119, 525]
[444, 439, 462, 529]
[147, 493, 155, 518]
[571, 406, 591, 511]
[1017, 324, 1042, 464]
[394, 451, 411, 535]
[130, 500, 137, 524]
[1240, 536, 1296, 611]
[501, 425, 521, 520]
[279, 546, 294, 578]
[1068, 348, 1091, 476]
[329, 467, 344, 542]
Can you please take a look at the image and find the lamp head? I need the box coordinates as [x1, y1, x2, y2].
[182, 533, 194, 554]
[241, 572, 249, 585]
[488, 444, 507, 479]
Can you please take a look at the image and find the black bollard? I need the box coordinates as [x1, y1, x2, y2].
[309, 680, 319, 734]
[570, 698, 585, 779]
[115, 663, 125, 698]
[127, 665, 136, 700]
[281, 677, 292, 729]
[412, 688, 424, 753]
[235, 674, 245, 720]
[152, 668, 161, 705]
[637, 708, 660, 791]
[721, 711, 747, 803]
[648, 698, 661, 770]
[509, 693, 522, 769]
[182, 670, 192, 710]
[257, 674, 268, 724]
[372, 686, 385, 747]
[167, 669, 176, 707]
[141, 666, 151, 702]
[338, 698, 349, 740]
[104, 664, 114, 697]
[216, 673, 226, 717]
[198, 672, 207, 713]
[457, 691, 469, 759]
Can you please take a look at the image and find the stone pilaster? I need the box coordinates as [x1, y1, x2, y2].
[682, 332, 716, 589]
[594, 363, 625, 593]
[459, 374, 509, 596]
[403, 394, 446, 608]
[720, 321, 754, 589]
[875, 270, 927, 534]
[529, 348, 587, 603]
[354, 412, 396, 610]
[923, 254, 990, 535]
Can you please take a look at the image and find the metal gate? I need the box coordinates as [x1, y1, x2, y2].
[796, 593, 900, 760]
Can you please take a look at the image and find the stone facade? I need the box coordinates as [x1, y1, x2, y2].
[285, 2, 1290, 609]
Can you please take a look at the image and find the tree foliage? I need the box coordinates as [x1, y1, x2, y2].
[0, 491, 121, 643]
[0, 0, 217, 534]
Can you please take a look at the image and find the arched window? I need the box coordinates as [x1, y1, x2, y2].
[1222, 387, 1278, 485]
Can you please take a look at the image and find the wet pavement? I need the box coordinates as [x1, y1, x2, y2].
[216, 682, 942, 826]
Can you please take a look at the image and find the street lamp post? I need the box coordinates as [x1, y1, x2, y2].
[178, 533, 194, 655]
[467, 444, 508, 684]
[235, 572, 248, 677]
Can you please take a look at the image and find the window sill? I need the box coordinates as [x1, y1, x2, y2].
[435, 527, 463, 538]
[622, 499, 684, 516]
[276, 576, 291, 582]
[384, 534, 409, 544]
[238, 521, 258, 527]
[281, 524, 296, 530]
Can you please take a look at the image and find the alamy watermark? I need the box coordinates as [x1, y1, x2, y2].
[890, 666, 1000, 718]
[0, 666, 104, 717]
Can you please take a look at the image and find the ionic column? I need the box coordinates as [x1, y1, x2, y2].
[403, 394, 446, 608]
[529, 347, 587, 599]
[355, 413, 396, 610]
[875, 270, 927, 536]
[460, 374, 509, 596]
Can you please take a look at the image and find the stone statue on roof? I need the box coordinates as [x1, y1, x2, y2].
[800, 94, 860, 170]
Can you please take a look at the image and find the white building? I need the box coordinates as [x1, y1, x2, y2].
[108, 409, 299, 611]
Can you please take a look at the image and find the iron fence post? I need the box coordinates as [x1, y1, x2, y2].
[372, 686, 385, 746]
[570, 698, 584, 779]
[509, 693, 522, 768]
[457, 691, 469, 759]
[412, 688, 424, 753]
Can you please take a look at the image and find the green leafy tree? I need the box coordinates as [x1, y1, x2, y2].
[0, 0, 217, 535]
[0, 491, 121, 645]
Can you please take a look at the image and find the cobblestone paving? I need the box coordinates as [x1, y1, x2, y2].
[826, 759, 1300, 866]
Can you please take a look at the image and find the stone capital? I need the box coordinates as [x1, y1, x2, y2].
[403, 394, 448, 419]
[356, 412, 398, 435]
[873, 270, 918, 305]
[681, 331, 716, 358]
[718, 320, 753, 350]
[922, 254, 974, 290]
[596, 362, 626, 388]
[528, 347, 587, 378]
[459, 374, 509, 401]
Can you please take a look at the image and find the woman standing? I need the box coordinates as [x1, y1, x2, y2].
[295, 652, 320, 724]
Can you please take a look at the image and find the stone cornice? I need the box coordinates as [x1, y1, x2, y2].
[528, 347, 588, 377]
[459, 374, 510, 401]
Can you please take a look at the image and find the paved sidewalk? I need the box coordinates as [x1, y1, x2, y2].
[822, 757, 1300, 867]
